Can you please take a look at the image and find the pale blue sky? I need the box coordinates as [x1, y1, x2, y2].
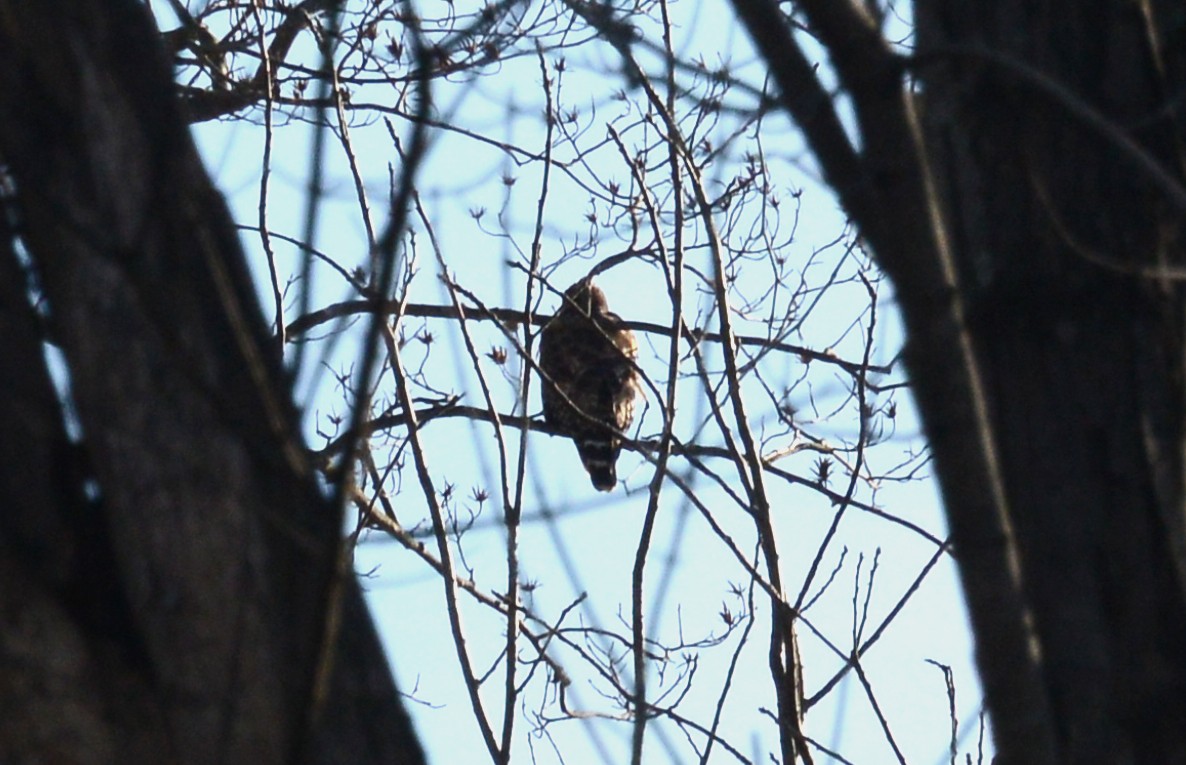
[166, 1, 992, 762]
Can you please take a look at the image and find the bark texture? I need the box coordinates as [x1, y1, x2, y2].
[917, 3, 1186, 762]
[0, 1, 425, 762]
[733, 0, 1186, 762]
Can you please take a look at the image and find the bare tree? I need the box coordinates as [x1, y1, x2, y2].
[206, 2, 953, 763]
[3, 1, 1009, 764]
[0, 0, 423, 762]
[727, 0, 1186, 763]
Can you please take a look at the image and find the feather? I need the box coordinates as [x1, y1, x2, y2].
[539, 278, 639, 491]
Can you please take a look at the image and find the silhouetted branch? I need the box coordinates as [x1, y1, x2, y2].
[287, 299, 893, 377]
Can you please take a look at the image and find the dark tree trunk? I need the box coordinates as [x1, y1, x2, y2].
[916, 2, 1186, 762]
[0, 1, 425, 762]
[731, 0, 1186, 761]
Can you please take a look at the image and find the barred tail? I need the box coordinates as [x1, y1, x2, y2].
[577, 438, 619, 492]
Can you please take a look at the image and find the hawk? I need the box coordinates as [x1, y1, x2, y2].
[539, 277, 639, 491]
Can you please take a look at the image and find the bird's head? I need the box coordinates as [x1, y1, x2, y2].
[562, 277, 608, 315]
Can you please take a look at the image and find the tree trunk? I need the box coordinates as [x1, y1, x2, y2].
[917, 2, 1186, 761]
[732, 0, 1186, 760]
[0, 1, 424, 762]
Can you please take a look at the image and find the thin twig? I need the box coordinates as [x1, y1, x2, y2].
[390, 313, 503, 763]
[806, 538, 952, 707]
[248, 1, 284, 351]
[852, 659, 908, 765]
[286, 300, 893, 377]
[793, 273, 878, 612]
[925, 658, 958, 765]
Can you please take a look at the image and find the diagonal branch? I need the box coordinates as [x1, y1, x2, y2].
[729, 1, 1057, 761]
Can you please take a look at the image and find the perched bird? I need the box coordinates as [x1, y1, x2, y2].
[539, 277, 639, 491]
